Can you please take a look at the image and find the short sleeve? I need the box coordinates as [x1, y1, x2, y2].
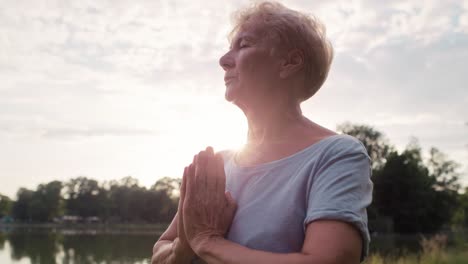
[303, 137, 373, 262]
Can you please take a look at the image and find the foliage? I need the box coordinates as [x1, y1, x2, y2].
[9, 176, 178, 223]
[339, 123, 463, 234]
[11, 188, 35, 221]
[428, 148, 461, 192]
[65, 177, 106, 217]
[373, 141, 459, 233]
[0, 194, 12, 217]
[151, 176, 181, 199]
[337, 122, 392, 169]
[12, 181, 63, 222]
[452, 188, 468, 228]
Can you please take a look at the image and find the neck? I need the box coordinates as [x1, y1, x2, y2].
[241, 99, 307, 147]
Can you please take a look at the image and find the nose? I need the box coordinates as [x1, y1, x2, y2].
[219, 50, 234, 71]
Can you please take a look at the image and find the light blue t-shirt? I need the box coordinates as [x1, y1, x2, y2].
[221, 134, 373, 261]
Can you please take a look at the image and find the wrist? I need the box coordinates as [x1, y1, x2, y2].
[192, 235, 224, 259]
[173, 237, 196, 263]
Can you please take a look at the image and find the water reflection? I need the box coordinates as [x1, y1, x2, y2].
[0, 233, 5, 250]
[61, 234, 155, 263]
[8, 230, 60, 263]
[1, 227, 159, 264]
[1, 227, 466, 264]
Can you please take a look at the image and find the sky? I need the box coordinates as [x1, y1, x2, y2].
[1, 0, 467, 199]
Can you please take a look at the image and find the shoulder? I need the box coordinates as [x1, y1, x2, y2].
[309, 134, 371, 177]
[318, 134, 369, 159]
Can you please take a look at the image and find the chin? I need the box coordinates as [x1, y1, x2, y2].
[224, 86, 237, 102]
[224, 85, 246, 107]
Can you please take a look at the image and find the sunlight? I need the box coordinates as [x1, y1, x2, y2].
[136, 102, 247, 187]
[181, 104, 247, 155]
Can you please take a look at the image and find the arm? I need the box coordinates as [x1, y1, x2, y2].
[195, 219, 362, 264]
[152, 164, 210, 264]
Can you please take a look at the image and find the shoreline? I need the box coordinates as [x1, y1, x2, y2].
[0, 222, 169, 235]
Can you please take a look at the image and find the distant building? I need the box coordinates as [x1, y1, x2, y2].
[0, 216, 14, 223]
[85, 216, 100, 223]
[61, 215, 83, 224]
[56, 215, 101, 224]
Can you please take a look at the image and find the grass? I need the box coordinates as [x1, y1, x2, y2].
[365, 234, 468, 264]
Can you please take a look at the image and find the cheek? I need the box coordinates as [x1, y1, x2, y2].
[238, 55, 267, 82]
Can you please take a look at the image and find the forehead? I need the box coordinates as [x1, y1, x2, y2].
[232, 31, 257, 43]
[230, 21, 269, 45]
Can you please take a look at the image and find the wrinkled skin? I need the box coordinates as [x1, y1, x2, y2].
[182, 147, 237, 254]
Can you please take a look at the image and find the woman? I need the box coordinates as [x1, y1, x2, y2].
[152, 2, 373, 264]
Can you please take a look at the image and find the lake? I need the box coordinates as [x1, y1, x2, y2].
[0, 225, 160, 264]
[0, 225, 465, 264]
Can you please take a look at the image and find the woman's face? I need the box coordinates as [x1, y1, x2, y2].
[219, 23, 284, 107]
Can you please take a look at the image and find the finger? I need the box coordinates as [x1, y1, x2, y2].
[206, 149, 217, 187]
[216, 153, 226, 195]
[206, 146, 214, 156]
[180, 166, 188, 206]
[178, 168, 188, 239]
[208, 152, 224, 206]
[188, 163, 195, 177]
[195, 151, 208, 190]
[209, 153, 223, 201]
[185, 163, 195, 201]
[178, 167, 187, 228]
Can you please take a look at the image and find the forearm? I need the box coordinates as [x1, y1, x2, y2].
[152, 238, 195, 264]
[197, 237, 323, 264]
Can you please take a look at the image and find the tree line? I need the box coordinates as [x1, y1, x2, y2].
[337, 123, 468, 234]
[0, 176, 180, 224]
[1, 123, 468, 234]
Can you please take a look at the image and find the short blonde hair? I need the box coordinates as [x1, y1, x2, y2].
[230, 1, 334, 101]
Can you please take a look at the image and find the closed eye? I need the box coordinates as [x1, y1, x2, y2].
[229, 36, 255, 50]
[239, 42, 249, 49]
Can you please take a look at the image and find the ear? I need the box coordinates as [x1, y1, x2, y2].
[279, 49, 304, 79]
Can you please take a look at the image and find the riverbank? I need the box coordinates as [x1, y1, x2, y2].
[0, 222, 169, 235]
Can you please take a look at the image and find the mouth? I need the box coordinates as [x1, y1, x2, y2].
[224, 76, 236, 83]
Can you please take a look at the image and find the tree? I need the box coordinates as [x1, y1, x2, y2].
[30, 181, 63, 221]
[11, 181, 63, 222]
[337, 122, 392, 169]
[373, 142, 459, 233]
[12, 188, 35, 221]
[452, 188, 468, 228]
[151, 177, 181, 199]
[0, 194, 12, 218]
[107, 178, 146, 222]
[65, 177, 106, 217]
[428, 147, 460, 192]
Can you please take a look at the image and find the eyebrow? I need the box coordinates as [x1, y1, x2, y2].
[230, 35, 256, 49]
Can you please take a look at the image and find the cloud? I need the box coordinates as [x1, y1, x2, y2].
[0, 112, 158, 139]
[42, 127, 156, 139]
[458, 0, 468, 33]
[295, 0, 462, 53]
